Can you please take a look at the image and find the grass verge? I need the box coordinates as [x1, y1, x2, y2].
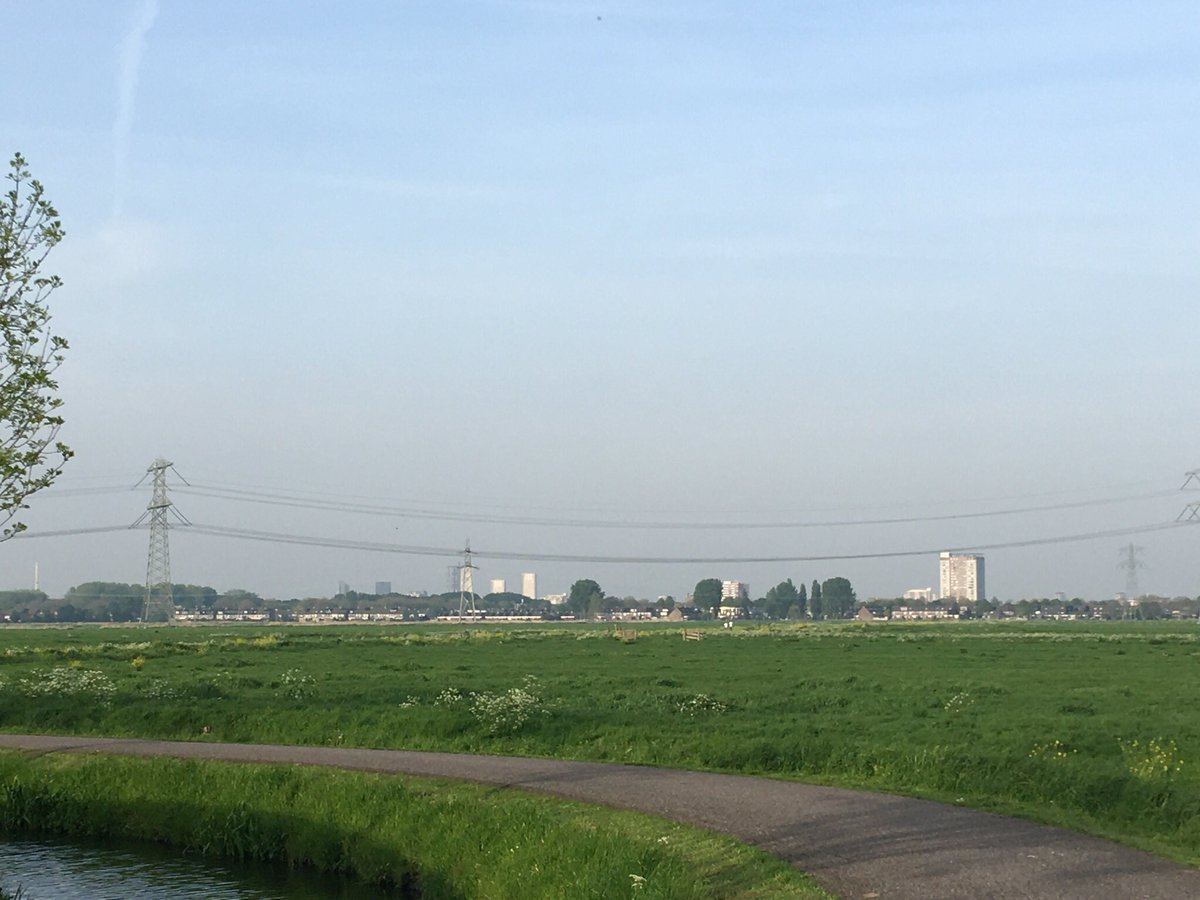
[0, 750, 830, 899]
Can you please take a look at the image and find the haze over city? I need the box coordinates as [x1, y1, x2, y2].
[4, 1, 1198, 603]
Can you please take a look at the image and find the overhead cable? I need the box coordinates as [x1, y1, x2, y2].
[180, 473, 1168, 514]
[10, 525, 141, 539]
[182, 519, 1194, 565]
[173, 484, 1177, 531]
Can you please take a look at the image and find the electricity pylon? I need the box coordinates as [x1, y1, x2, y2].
[1180, 469, 1200, 522]
[458, 540, 477, 621]
[1117, 543, 1145, 599]
[132, 459, 190, 622]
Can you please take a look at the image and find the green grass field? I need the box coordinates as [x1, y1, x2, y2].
[1, 620, 1199, 866]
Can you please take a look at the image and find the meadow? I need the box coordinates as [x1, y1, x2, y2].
[1, 620, 1199, 869]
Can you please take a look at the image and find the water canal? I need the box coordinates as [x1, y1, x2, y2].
[0, 837, 394, 899]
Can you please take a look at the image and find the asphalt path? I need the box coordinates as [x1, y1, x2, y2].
[0, 734, 1196, 899]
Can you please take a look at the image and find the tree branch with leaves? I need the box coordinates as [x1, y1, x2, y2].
[0, 152, 72, 539]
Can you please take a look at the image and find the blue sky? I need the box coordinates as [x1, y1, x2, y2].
[4, 0, 1199, 601]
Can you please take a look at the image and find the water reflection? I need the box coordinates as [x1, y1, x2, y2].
[0, 837, 390, 899]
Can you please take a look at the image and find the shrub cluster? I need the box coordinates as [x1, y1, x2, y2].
[276, 668, 315, 701]
[468, 677, 547, 735]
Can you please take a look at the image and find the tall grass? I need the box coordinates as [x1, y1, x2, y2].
[2, 621, 1200, 861]
[0, 751, 827, 899]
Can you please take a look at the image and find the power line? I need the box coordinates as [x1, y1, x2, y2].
[11, 525, 141, 539]
[180, 472, 1169, 514]
[32, 486, 142, 498]
[29, 467, 1183, 519]
[37, 471, 151, 498]
[182, 519, 1193, 566]
[10, 467, 1196, 578]
[11, 516, 1195, 571]
[172, 483, 1178, 531]
[186, 524, 456, 557]
[29, 468, 1181, 525]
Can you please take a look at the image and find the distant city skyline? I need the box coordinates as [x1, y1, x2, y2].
[3, 1, 1197, 602]
[11, 536, 1197, 604]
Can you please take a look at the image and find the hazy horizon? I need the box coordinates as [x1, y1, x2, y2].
[4, 1, 1198, 602]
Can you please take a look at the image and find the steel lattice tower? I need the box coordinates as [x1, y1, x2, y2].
[132, 459, 189, 622]
[1180, 469, 1200, 522]
[458, 540, 478, 621]
[1117, 543, 1145, 599]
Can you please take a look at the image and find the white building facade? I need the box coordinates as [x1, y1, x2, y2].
[721, 581, 749, 602]
[939, 553, 986, 603]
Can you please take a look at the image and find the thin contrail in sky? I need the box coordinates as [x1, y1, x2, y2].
[113, 0, 159, 219]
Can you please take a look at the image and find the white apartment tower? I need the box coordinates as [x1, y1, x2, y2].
[939, 553, 986, 603]
[721, 581, 750, 602]
[521, 572, 536, 600]
[489, 578, 506, 595]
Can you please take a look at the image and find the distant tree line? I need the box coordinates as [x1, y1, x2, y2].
[6, 577, 1192, 624]
[0, 583, 557, 623]
[686, 575, 857, 620]
[556, 576, 861, 621]
[0, 582, 263, 622]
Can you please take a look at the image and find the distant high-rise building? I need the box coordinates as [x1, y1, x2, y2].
[489, 578, 506, 595]
[375, 581, 392, 596]
[903, 587, 936, 602]
[337, 580, 350, 597]
[939, 553, 985, 603]
[521, 572, 537, 599]
[721, 581, 749, 602]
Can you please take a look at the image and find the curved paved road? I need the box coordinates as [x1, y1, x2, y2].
[1, 734, 1197, 899]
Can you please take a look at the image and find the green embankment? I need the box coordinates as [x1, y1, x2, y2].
[0, 751, 828, 899]
[1, 621, 1199, 863]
